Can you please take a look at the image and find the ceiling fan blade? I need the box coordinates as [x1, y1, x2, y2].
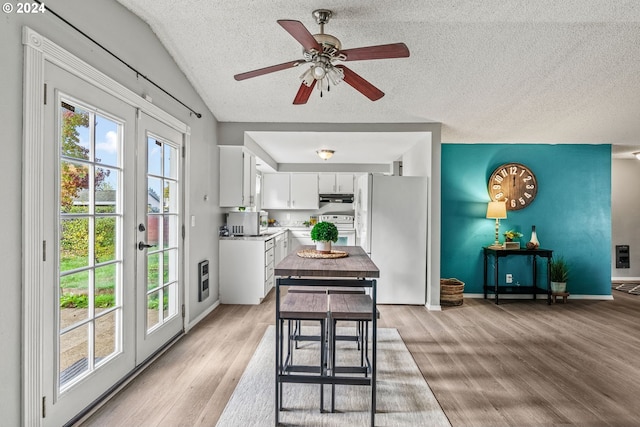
[234, 60, 304, 81]
[278, 20, 322, 52]
[293, 80, 317, 105]
[335, 65, 384, 101]
[340, 43, 410, 61]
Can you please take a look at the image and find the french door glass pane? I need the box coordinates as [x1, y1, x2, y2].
[95, 312, 117, 363]
[58, 99, 123, 390]
[59, 324, 89, 387]
[146, 290, 161, 330]
[145, 136, 179, 333]
[95, 217, 117, 263]
[95, 264, 117, 314]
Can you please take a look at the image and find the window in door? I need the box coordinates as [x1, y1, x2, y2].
[145, 136, 180, 332]
[58, 99, 123, 390]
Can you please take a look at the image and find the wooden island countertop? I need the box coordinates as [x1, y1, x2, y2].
[275, 245, 380, 278]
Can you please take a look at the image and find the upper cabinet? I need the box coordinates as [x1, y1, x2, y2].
[219, 146, 256, 207]
[262, 173, 290, 209]
[318, 173, 355, 194]
[290, 173, 319, 209]
[263, 173, 319, 210]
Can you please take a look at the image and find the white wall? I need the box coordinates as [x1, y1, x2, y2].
[1, 1, 221, 423]
[611, 159, 640, 278]
[401, 133, 432, 177]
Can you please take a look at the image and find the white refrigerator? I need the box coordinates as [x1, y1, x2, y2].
[355, 174, 428, 304]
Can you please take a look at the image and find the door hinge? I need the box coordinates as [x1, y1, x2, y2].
[43, 240, 46, 261]
[181, 225, 185, 239]
[43, 83, 47, 105]
[181, 304, 185, 318]
[42, 396, 46, 418]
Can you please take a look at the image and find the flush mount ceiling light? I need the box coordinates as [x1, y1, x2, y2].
[634, 151, 640, 160]
[316, 149, 335, 160]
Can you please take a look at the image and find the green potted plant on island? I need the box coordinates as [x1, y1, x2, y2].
[550, 256, 569, 293]
[310, 221, 339, 254]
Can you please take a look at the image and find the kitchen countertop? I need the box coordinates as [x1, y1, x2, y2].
[219, 227, 291, 241]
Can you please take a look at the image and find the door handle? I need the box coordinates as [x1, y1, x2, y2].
[138, 241, 153, 251]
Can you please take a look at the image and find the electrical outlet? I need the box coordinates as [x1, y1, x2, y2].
[506, 274, 513, 284]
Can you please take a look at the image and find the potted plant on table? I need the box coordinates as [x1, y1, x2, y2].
[503, 230, 523, 242]
[310, 221, 339, 254]
[550, 256, 569, 293]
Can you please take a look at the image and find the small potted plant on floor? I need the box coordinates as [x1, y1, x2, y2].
[550, 256, 569, 293]
[310, 221, 338, 254]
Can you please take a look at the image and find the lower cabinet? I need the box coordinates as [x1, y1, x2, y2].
[274, 230, 289, 264]
[219, 237, 275, 304]
[289, 229, 314, 252]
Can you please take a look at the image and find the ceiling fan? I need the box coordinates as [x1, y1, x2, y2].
[233, 9, 410, 104]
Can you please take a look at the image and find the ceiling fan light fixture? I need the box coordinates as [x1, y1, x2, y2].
[326, 66, 344, 86]
[312, 65, 326, 79]
[300, 67, 315, 86]
[316, 149, 335, 160]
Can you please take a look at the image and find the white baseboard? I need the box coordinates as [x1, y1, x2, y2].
[186, 299, 220, 332]
[611, 277, 640, 282]
[425, 303, 442, 311]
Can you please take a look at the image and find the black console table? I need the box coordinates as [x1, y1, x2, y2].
[483, 247, 553, 305]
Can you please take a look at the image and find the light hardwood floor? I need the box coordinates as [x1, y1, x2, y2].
[81, 290, 640, 426]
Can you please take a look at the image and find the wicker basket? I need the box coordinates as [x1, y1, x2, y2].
[440, 278, 465, 306]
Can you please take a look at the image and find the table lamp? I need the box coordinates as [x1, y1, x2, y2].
[486, 201, 507, 249]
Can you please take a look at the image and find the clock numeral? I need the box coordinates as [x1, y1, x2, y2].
[524, 192, 532, 199]
[519, 197, 526, 205]
[510, 199, 517, 208]
[494, 192, 504, 200]
[494, 175, 504, 183]
[500, 168, 508, 177]
[492, 184, 501, 190]
[523, 175, 532, 182]
[509, 166, 518, 174]
[526, 184, 535, 190]
[519, 170, 526, 177]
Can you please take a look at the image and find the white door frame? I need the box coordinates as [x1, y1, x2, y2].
[22, 26, 191, 425]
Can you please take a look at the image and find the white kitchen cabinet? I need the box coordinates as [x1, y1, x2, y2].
[219, 146, 256, 207]
[219, 236, 276, 304]
[274, 230, 289, 264]
[318, 173, 354, 194]
[289, 229, 314, 252]
[262, 173, 290, 209]
[262, 173, 319, 210]
[336, 174, 355, 193]
[290, 173, 319, 209]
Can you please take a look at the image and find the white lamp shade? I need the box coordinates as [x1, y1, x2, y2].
[486, 201, 507, 219]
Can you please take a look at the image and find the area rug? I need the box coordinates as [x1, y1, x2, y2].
[216, 325, 451, 427]
[612, 283, 640, 295]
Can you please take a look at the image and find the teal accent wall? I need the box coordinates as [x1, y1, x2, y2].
[441, 144, 611, 295]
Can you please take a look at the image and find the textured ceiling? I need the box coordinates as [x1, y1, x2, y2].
[116, 0, 640, 160]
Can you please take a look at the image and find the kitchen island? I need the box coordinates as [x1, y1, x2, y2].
[274, 245, 379, 426]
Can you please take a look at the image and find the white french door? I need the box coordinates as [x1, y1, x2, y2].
[135, 112, 184, 363]
[40, 63, 184, 426]
[42, 62, 137, 427]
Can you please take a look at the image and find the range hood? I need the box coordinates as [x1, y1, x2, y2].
[319, 193, 354, 204]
